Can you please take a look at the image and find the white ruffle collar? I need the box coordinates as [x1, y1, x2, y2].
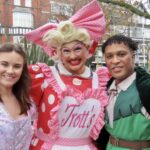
[56, 62, 92, 78]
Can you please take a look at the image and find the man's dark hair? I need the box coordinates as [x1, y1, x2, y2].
[102, 34, 138, 53]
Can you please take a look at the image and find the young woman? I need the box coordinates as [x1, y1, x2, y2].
[0, 43, 34, 150]
[25, 0, 109, 149]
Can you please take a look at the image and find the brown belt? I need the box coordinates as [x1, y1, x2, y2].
[109, 136, 150, 150]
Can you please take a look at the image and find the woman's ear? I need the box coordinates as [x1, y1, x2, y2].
[51, 49, 61, 63]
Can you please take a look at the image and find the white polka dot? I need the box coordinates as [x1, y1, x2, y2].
[38, 127, 43, 132]
[31, 138, 39, 146]
[41, 103, 46, 112]
[47, 120, 50, 127]
[48, 94, 55, 105]
[72, 78, 82, 86]
[47, 120, 53, 127]
[35, 73, 44, 79]
[41, 80, 48, 91]
[41, 83, 44, 91]
[32, 65, 40, 71]
[43, 80, 48, 88]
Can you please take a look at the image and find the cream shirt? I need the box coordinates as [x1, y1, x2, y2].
[107, 72, 136, 128]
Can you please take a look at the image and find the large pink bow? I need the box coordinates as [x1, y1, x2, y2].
[25, 0, 106, 57]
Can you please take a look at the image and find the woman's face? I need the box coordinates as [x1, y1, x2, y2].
[60, 41, 89, 75]
[0, 51, 24, 89]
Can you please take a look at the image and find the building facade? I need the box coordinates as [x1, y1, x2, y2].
[0, 0, 90, 43]
[0, 0, 34, 43]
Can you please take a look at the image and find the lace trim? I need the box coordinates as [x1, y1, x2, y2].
[96, 66, 111, 89]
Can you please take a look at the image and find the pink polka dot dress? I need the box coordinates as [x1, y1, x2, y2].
[29, 62, 109, 150]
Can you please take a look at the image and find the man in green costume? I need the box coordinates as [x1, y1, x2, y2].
[99, 34, 150, 150]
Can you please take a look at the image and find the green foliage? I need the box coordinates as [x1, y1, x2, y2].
[21, 38, 54, 65]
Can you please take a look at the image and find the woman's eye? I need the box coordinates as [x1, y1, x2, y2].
[0, 62, 8, 67]
[74, 46, 82, 52]
[75, 47, 81, 50]
[14, 65, 22, 69]
[62, 49, 70, 53]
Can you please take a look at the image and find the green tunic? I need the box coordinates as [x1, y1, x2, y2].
[105, 81, 150, 150]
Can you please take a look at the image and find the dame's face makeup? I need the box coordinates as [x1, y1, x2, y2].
[60, 41, 89, 75]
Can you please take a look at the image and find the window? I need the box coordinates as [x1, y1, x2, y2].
[50, 1, 73, 17]
[25, 0, 32, 7]
[13, 11, 33, 43]
[13, 12, 33, 28]
[51, 2, 61, 15]
[62, 4, 73, 16]
[0, 26, 5, 34]
[141, 0, 150, 14]
[14, 0, 21, 6]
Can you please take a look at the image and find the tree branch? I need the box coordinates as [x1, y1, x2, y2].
[99, 0, 150, 19]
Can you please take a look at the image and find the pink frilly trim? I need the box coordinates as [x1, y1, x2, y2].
[96, 66, 111, 89]
[35, 63, 109, 140]
[90, 67, 110, 140]
[36, 63, 62, 140]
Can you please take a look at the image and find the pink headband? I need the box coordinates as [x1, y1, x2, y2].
[25, 0, 106, 57]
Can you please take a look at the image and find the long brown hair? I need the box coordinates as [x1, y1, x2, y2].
[0, 43, 31, 114]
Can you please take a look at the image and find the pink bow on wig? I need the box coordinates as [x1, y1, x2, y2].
[25, 0, 106, 57]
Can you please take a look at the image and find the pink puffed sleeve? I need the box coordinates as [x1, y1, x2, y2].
[96, 66, 111, 90]
[28, 64, 45, 106]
